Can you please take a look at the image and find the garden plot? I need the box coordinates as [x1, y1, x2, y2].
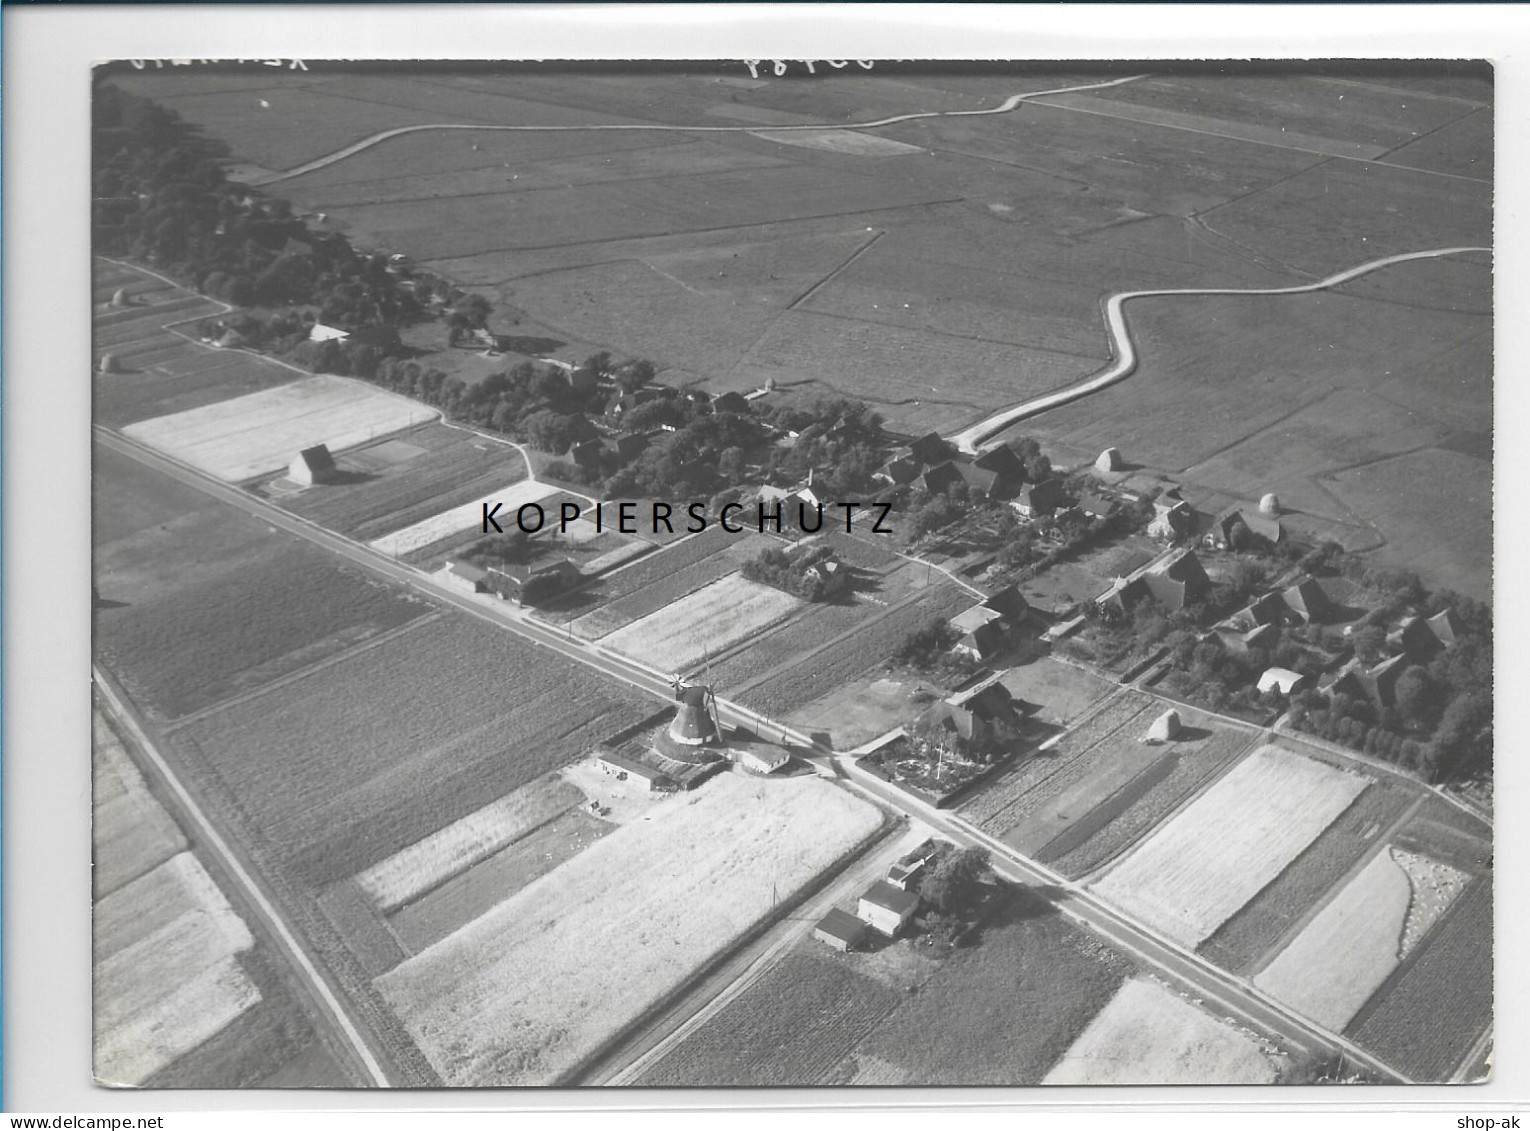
[1043, 977, 1278, 1085]
[93, 709, 186, 897]
[353, 773, 585, 913]
[1092, 745, 1369, 947]
[93, 852, 259, 1086]
[1254, 847, 1468, 1031]
[369, 479, 562, 558]
[598, 574, 802, 673]
[374, 772, 881, 1085]
[123, 376, 435, 481]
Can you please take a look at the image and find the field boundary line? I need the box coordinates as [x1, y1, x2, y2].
[92, 667, 393, 1086]
[788, 228, 885, 311]
[947, 244, 1492, 453]
[253, 76, 1150, 185]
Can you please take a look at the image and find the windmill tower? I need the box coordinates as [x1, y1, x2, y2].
[666, 677, 721, 750]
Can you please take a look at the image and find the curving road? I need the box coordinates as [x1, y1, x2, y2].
[948, 245, 1493, 454]
[251, 75, 1147, 185]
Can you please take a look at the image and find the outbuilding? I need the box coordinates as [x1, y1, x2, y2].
[438, 560, 488, 596]
[595, 749, 673, 792]
[288, 443, 339, 486]
[740, 748, 789, 775]
[1257, 667, 1310, 697]
[858, 881, 921, 938]
[814, 907, 869, 953]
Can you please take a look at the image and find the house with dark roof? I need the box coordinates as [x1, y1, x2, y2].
[974, 444, 1026, 480]
[1213, 621, 1278, 655]
[485, 559, 581, 605]
[959, 463, 1020, 502]
[874, 451, 924, 486]
[909, 431, 953, 466]
[921, 461, 966, 497]
[858, 881, 920, 937]
[1139, 549, 1212, 613]
[1231, 591, 1289, 631]
[814, 907, 869, 952]
[1148, 494, 1194, 540]
[1282, 578, 1334, 625]
[1388, 615, 1442, 660]
[1011, 477, 1071, 519]
[1078, 493, 1117, 521]
[567, 365, 601, 395]
[982, 585, 1030, 625]
[1211, 508, 1283, 548]
[954, 619, 1008, 663]
[288, 443, 338, 486]
[1357, 653, 1409, 709]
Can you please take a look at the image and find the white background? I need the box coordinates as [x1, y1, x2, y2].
[4, 3, 1522, 1117]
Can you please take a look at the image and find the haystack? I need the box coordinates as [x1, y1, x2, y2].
[98, 353, 119, 374]
[1259, 493, 1281, 516]
[1095, 447, 1124, 472]
[1143, 709, 1182, 744]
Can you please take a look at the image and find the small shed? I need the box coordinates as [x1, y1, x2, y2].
[288, 443, 338, 485]
[858, 881, 920, 938]
[309, 322, 350, 343]
[1257, 667, 1310, 696]
[887, 839, 940, 891]
[740, 748, 789, 775]
[1143, 709, 1182, 744]
[814, 908, 868, 953]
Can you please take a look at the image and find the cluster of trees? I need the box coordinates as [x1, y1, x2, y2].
[894, 617, 961, 666]
[457, 532, 533, 569]
[94, 83, 472, 343]
[741, 543, 845, 602]
[753, 398, 887, 500]
[920, 846, 993, 954]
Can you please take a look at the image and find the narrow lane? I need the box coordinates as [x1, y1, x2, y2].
[947, 245, 1492, 453]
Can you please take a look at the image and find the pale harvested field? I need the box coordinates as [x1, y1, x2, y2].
[1043, 978, 1277, 1085]
[374, 772, 881, 1085]
[93, 709, 186, 896]
[1092, 745, 1369, 946]
[598, 574, 802, 672]
[354, 773, 582, 912]
[1253, 848, 1410, 1030]
[368, 479, 562, 557]
[1254, 846, 1469, 1031]
[94, 852, 259, 1086]
[123, 375, 435, 481]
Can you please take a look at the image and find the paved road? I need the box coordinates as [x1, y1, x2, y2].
[947, 245, 1493, 454]
[251, 76, 1147, 185]
[98, 424, 1417, 1084]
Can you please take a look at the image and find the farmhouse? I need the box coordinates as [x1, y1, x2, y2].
[1427, 607, 1465, 647]
[1078, 493, 1117, 521]
[814, 908, 868, 953]
[959, 463, 1020, 502]
[858, 880, 921, 938]
[874, 451, 923, 486]
[1388, 615, 1441, 660]
[739, 748, 790, 775]
[485, 559, 581, 605]
[438, 560, 489, 596]
[1214, 621, 1278, 655]
[887, 839, 940, 891]
[803, 556, 850, 598]
[1103, 548, 1213, 617]
[1282, 578, 1335, 624]
[974, 444, 1026, 480]
[982, 584, 1030, 626]
[908, 431, 954, 466]
[1011, 477, 1071, 519]
[594, 748, 673, 792]
[921, 461, 965, 497]
[287, 443, 339, 485]
[1210, 508, 1283, 548]
[1147, 488, 1194, 540]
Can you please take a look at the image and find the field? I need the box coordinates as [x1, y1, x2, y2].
[374, 772, 882, 1085]
[93, 261, 303, 426]
[172, 613, 650, 886]
[959, 691, 1155, 830]
[1347, 879, 1493, 1081]
[598, 573, 803, 672]
[269, 423, 529, 542]
[1197, 778, 1417, 974]
[367, 478, 564, 557]
[93, 709, 186, 896]
[1091, 745, 1370, 946]
[734, 583, 976, 717]
[1254, 846, 1468, 1031]
[123, 375, 437, 481]
[569, 536, 770, 640]
[997, 658, 1115, 727]
[636, 949, 904, 1087]
[354, 772, 586, 912]
[1043, 977, 1278, 1085]
[787, 674, 951, 751]
[94, 449, 432, 721]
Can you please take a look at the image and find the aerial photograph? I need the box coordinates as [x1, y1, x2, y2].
[90, 59, 1492, 1089]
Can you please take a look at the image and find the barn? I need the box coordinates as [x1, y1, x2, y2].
[288, 444, 338, 486]
[814, 908, 869, 953]
[595, 749, 673, 792]
[438, 560, 488, 596]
